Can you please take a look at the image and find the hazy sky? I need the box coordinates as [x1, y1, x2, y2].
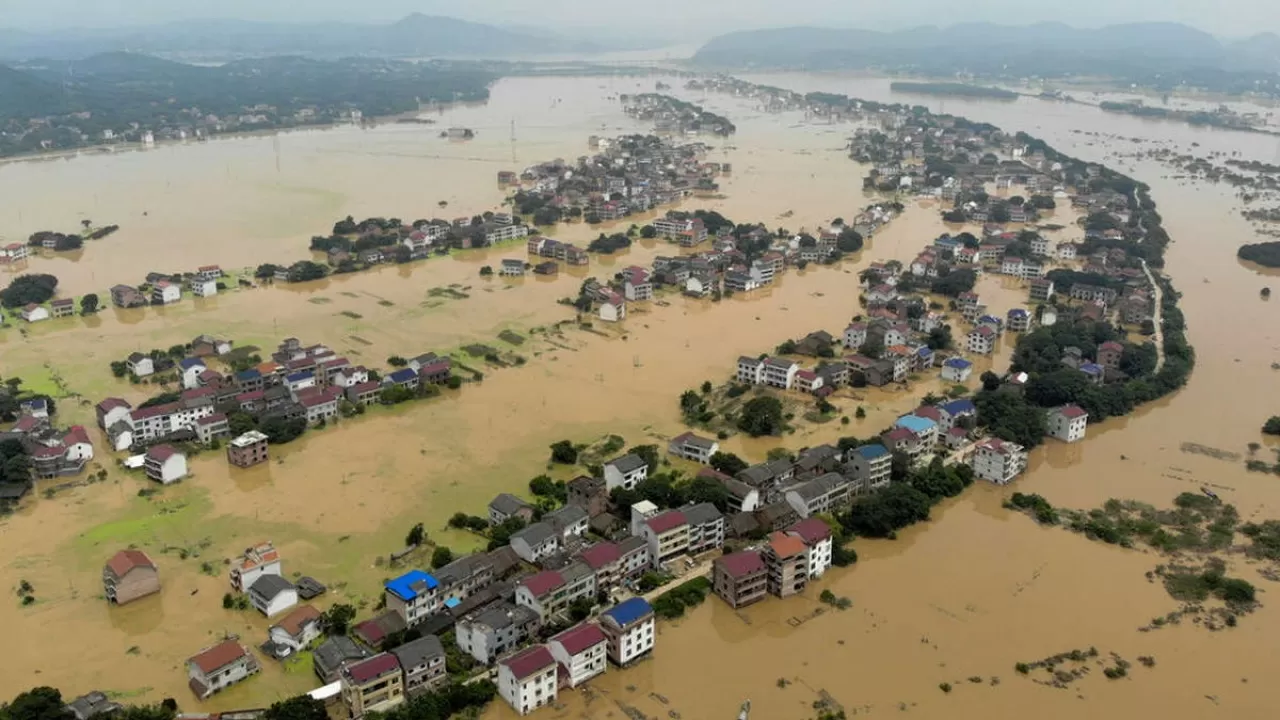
[3, 0, 1278, 37]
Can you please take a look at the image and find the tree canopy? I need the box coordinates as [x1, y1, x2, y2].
[736, 396, 784, 437]
[0, 274, 58, 308]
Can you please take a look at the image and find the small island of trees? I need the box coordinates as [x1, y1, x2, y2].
[1238, 241, 1280, 268]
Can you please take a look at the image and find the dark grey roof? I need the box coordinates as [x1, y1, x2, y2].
[545, 504, 588, 531]
[66, 692, 121, 720]
[764, 357, 796, 370]
[511, 521, 556, 548]
[680, 433, 718, 451]
[788, 472, 849, 502]
[313, 636, 370, 679]
[249, 574, 295, 600]
[391, 634, 444, 669]
[567, 475, 605, 494]
[606, 453, 647, 474]
[722, 476, 756, 500]
[489, 493, 531, 516]
[737, 464, 775, 488]
[558, 561, 594, 585]
[469, 600, 537, 631]
[681, 502, 723, 526]
[617, 535, 648, 555]
[435, 553, 487, 588]
[486, 546, 521, 577]
[728, 512, 762, 538]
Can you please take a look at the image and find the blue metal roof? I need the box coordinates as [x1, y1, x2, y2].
[286, 371, 313, 383]
[917, 346, 933, 357]
[1080, 363, 1103, 375]
[389, 368, 417, 383]
[1008, 308, 1029, 318]
[977, 315, 1001, 325]
[855, 443, 890, 460]
[941, 399, 976, 416]
[385, 570, 439, 601]
[235, 369, 261, 381]
[179, 358, 206, 370]
[603, 597, 653, 627]
[943, 357, 973, 369]
[896, 415, 937, 434]
[444, 597, 461, 609]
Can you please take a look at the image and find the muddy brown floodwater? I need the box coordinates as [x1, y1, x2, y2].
[0, 74, 1278, 718]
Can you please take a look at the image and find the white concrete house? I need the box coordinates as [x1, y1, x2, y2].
[248, 574, 298, 617]
[143, 445, 188, 484]
[970, 438, 1028, 485]
[497, 646, 557, 716]
[1046, 404, 1089, 443]
[547, 624, 608, 688]
[599, 598, 655, 666]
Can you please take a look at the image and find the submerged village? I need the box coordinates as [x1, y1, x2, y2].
[0, 77, 1207, 720]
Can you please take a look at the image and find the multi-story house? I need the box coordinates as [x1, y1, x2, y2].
[103, 549, 160, 605]
[762, 357, 799, 390]
[1007, 308, 1033, 333]
[1029, 278, 1055, 302]
[764, 532, 809, 598]
[456, 601, 541, 665]
[622, 267, 653, 301]
[230, 541, 282, 592]
[787, 518, 834, 578]
[1046, 404, 1089, 443]
[603, 453, 649, 491]
[384, 570, 441, 627]
[784, 472, 853, 518]
[845, 443, 892, 492]
[682, 502, 725, 555]
[391, 635, 447, 697]
[966, 325, 997, 355]
[736, 356, 765, 385]
[843, 322, 868, 349]
[509, 522, 560, 564]
[548, 624, 608, 688]
[515, 563, 596, 621]
[712, 550, 768, 609]
[894, 414, 939, 450]
[545, 504, 590, 541]
[667, 432, 720, 464]
[970, 438, 1028, 485]
[187, 640, 260, 699]
[599, 597, 655, 666]
[341, 653, 405, 718]
[640, 510, 691, 569]
[488, 493, 535, 526]
[497, 645, 558, 716]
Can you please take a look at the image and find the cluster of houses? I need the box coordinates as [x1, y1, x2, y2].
[621, 93, 736, 137]
[108, 265, 224, 309]
[515, 134, 712, 221]
[0, 398, 94, 479]
[327, 215, 532, 270]
[5, 297, 77, 324]
[96, 337, 453, 459]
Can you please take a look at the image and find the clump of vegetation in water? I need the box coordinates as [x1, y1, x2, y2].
[1012, 647, 1101, 688]
[651, 577, 711, 619]
[819, 589, 852, 610]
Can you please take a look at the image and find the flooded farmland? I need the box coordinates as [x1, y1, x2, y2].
[1, 73, 1279, 719]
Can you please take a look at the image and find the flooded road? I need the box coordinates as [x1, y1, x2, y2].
[1, 73, 1278, 716]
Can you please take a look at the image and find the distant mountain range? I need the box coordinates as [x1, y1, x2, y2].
[0, 14, 601, 61]
[692, 22, 1280, 77]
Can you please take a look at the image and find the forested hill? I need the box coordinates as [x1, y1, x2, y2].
[0, 14, 595, 62]
[0, 53, 495, 157]
[692, 22, 1280, 88]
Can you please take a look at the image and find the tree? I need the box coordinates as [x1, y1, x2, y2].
[322, 603, 357, 635]
[836, 228, 864, 253]
[488, 517, 526, 550]
[260, 416, 307, 445]
[682, 474, 732, 511]
[568, 596, 594, 622]
[640, 225, 657, 239]
[228, 411, 257, 436]
[841, 484, 932, 538]
[479, 265, 493, 276]
[263, 696, 327, 720]
[1264, 416, 1280, 436]
[79, 293, 99, 314]
[387, 356, 408, 367]
[405, 522, 426, 547]
[701, 381, 713, 394]
[737, 396, 784, 437]
[980, 371, 1001, 392]
[549, 440, 578, 464]
[927, 325, 953, 350]
[628, 444, 660, 474]
[431, 546, 454, 569]
[254, 263, 281, 279]
[709, 451, 748, 476]
[0, 274, 58, 308]
[930, 269, 977, 297]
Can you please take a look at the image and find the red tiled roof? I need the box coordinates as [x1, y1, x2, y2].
[913, 406, 943, 422]
[346, 653, 401, 685]
[883, 427, 918, 444]
[501, 645, 555, 681]
[350, 381, 381, 394]
[948, 426, 969, 436]
[107, 549, 156, 577]
[237, 390, 265, 402]
[196, 413, 227, 426]
[768, 532, 808, 560]
[131, 402, 179, 420]
[1057, 405, 1088, 419]
[696, 467, 734, 483]
[788, 518, 832, 545]
[716, 550, 765, 579]
[579, 543, 621, 570]
[97, 398, 130, 413]
[646, 510, 687, 535]
[64, 426, 91, 446]
[181, 387, 215, 401]
[146, 444, 178, 462]
[273, 605, 321, 638]
[1099, 341, 1123, 352]
[551, 624, 606, 655]
[189, 640, 248, 674]
[520, 570, 564, 598]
